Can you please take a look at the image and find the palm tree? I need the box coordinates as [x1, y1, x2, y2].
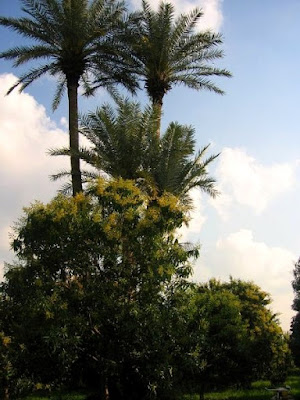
[132, 1, 231, 136]
[0, 0, 138, 195]
[154, 123, 218, 203]
[75, 98, 218, 204]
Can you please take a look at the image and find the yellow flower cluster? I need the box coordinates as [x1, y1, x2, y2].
[157, 192, 179, 211]
[0, 333, 11, 347]
[103, 212, 122, 240]
[96, 177, 145, 207]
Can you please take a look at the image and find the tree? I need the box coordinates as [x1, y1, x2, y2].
[222, 279, 291, 385]
[0, 0, 138, 195]
[173, 279, 291, 399]
[1, 177, 199, 399]
[168, 282, 246, 400]
[290, 313, 300, 368]
[290, 258, 300, 366]
[57, 97, 218, 204]
[132, 1, 231, 135]
[291, 258, 300, 311]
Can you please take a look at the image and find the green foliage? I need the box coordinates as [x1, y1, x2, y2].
[1, 188, 290, 399]
[220, 279, 291, 385]
[173, 279, 291, 398]
[2, 199, 290, 399]
[1, 177, 198, 399]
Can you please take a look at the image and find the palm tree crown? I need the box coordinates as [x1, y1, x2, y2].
[132, 1, 231, 135]
[76, 98, 218, 205]
[0, 0, 138, 195]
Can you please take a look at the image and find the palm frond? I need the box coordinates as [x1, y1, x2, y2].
[52, 75, 66, 110]
[0, 45, 56, 67]
[170, 74, 226, 94]
[48, 147, 70, 157]
[6, 62, 57, 94]
[50, 169, 71, 181]
[20, 0, 62, 43]
[169, 8, 202, 50]
[0, 16, 55, 43]
[57, 181, 73, 195]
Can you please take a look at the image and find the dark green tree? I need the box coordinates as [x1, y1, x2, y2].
[173, 281, 247, 399]
[173, 279, 291, 399]
[0, 0, 138, 195]
[221, 278, 291, 385]
[132, 0, 231, 135]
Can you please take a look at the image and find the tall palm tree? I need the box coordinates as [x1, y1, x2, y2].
[132, 1, 231, 136]
[0, 0, 138, 195]
[73, 98, 218, 204]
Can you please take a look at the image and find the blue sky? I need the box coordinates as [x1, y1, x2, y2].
[0, 0, 299, 331]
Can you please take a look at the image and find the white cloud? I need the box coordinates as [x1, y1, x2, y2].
[130, 0, 223, 31]
[211, 147, 297, 218]
[193, 229, 296, 331]
[197, 0, 223, 31]
[0, 73, 69, 279]
[178, 190, 207, 241]
[60, 116, 68, 129]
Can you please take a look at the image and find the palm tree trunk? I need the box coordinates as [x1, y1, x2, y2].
[153, 99, 163, 139]
[67, 78, 82, 196]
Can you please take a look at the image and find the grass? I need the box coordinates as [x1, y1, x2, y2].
[183, 380, 272, 400]
[183, 372, 300, 400]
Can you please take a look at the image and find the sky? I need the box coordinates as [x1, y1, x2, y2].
[0, 0, 300, 331]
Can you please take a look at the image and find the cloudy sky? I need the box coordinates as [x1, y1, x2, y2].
[1, 0, 300, 331]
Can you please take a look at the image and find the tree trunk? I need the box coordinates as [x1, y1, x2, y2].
[199, 383, 205, 400]
[105, 383, 109, 400]
[4, 386, 9, 400]
[67, 79, 83, 196]
[153, 99, 163, 139]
